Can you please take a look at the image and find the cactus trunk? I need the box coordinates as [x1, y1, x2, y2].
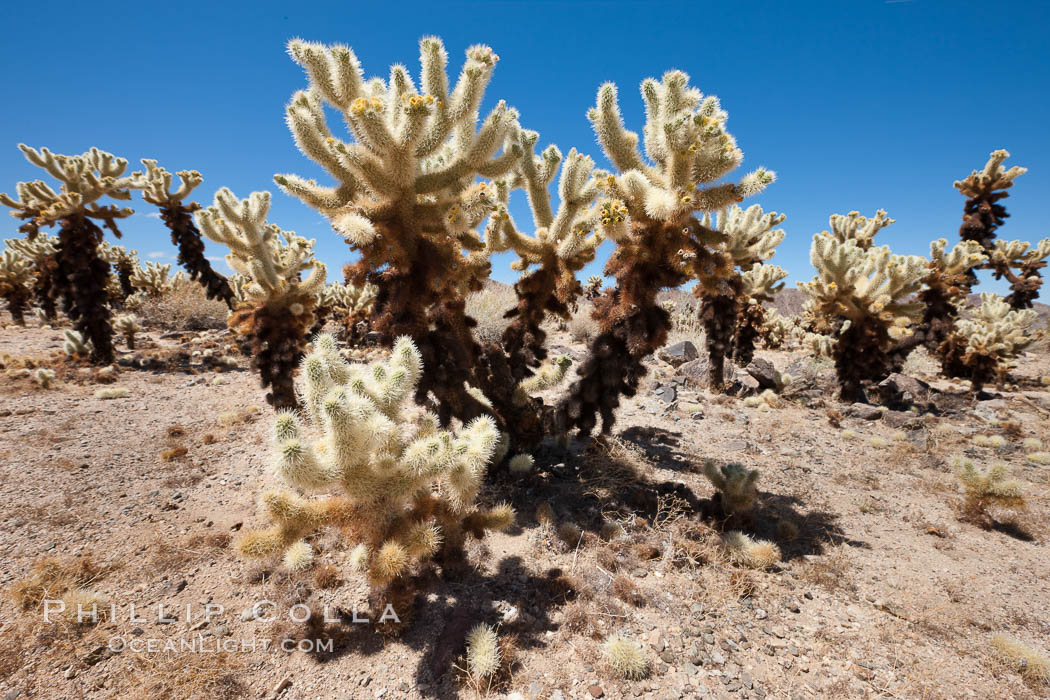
[51, 218, 115, 364]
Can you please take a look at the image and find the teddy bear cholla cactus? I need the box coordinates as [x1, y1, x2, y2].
[985, 237, 1050, 310]
[695, 203, 786, 389]
[953, 150, 1042, 309]
[310, 280, 377, 339]
[235, 334, 512, 625]
[131, 160, 236, 309]
[799, 211, 926, 402]
[0, 248, 33, 325]
[197, 188, 326, 410]
[99, 242, 139, 304]
[275, 37, 522, 426]
[472, 135, 605, 446]
[112, 313, 141, 350]
[6, 234, 58, 320]
[0, 145, 138, 363]
[130, 261, 173, 299]
[938, 293, 1037, 392]
[558, 70, 774, 433]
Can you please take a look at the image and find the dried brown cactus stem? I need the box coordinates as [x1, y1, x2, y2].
[558, 239, 680, 435]
[51, 216, 115, 364]
[834, 317, 892, 404]
[34, 254, 58, 321]
[700, 289, 740, 392]
[731, 302, 765, 367]
[159, 203, 236, 309]
[229, 292, 314, 410]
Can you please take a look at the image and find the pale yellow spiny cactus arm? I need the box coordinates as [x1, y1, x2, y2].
[588, 73, 774, 227]
[195, 187, 326, 300]
[129, 159, 202, 206]
[702, 203, 786, 266]
[0, 145, 137, 226]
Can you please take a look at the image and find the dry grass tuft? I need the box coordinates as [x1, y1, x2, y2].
[610, 575, 645, 606]
[160, 445, 189, 462]
[465, 284, 517, 344]
[134, 280, 229, 331]
[990, 634, 1050, 684]
[8, 556, 103, 612]
[314, 563, 341, 589]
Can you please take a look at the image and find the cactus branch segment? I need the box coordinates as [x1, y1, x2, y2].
[131, 160, 236, 308]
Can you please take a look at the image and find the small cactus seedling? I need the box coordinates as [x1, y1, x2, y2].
[464, 623, 501, 680]
[721, 530, 781, 569]
[702, 461, 759, 514]
[112, 313, 141, 349]
[952, 456, 1026, 527]
[63, 330, 91, 358]
[33, 368, 56, 388]
[603, 633, 649, 679]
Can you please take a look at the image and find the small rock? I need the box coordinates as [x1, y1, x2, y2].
[655, 385, 677, 403]
[846, 403, 883, 421]
[745, 358, 780, 391]
[588, 685, 604, 698]
[271, 675, 292, 697]
[659, 341, 698, 367]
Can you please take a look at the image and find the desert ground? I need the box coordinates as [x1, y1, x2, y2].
[1, 302, 1048, 700]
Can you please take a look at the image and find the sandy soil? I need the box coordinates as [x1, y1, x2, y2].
[0, 318, 1048, 700]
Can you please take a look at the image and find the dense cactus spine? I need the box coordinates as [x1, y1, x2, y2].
[132, 160, 236, 309]
[236, 335, 513, 626]
[197, 188, 326, 410]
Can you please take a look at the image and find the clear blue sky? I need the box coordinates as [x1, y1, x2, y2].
[2, 0, 1048, 294]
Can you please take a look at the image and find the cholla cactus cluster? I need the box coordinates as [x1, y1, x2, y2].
[130, 261, 173, 298]
[0, 248, 33, 325]
[5, 234, 58, 320]
[696, 204, 786, 389]
[99, 243, 140, 303]
[954, 150, 1048, 309]
[939, 293, 1037, 391]
[197, 188, 326, 409]
[799, 211, 926, 401]
[1, 145, 138, 363]
[559, 69, 773, 432]
[702, 461, 760, 515]
[131, 160, 236, 309]
[235, 335, 513, 622]
[312, 280, 377, 339]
